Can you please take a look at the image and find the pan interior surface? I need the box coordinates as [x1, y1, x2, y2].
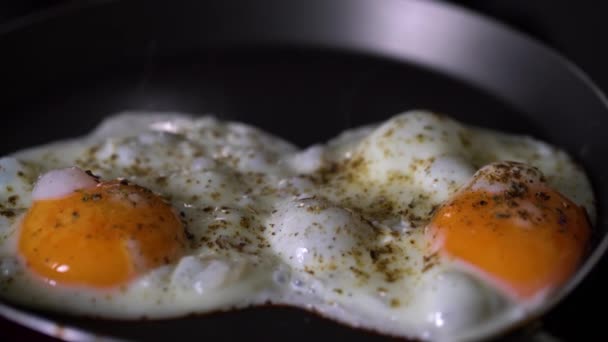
[0, 0, 607, 341]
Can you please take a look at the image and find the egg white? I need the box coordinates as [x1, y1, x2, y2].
[0, 110, 595, 341]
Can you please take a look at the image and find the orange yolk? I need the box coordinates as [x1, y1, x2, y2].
[427, 184, 591, 300]
[18, 180, 186, 288]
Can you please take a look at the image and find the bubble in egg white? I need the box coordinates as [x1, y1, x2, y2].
[171, 256, 233, 295]
[31, 167, 97, 200]
[191, 157, 216, 171]
[467, 161, 544, 194]
[286, 145, 325, 174]
[415, 155, 476, 202]
[151, 169, 240, 204]
[91, 112, 190, 139]
[266, 198, 374, 277]
[413, 270, 506, 339]
[358, 111, 470, 182]
[277, 176, 316, 197]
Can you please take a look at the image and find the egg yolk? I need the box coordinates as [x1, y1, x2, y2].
[427, 177, 591, 300]
[19, 180, 186, 288]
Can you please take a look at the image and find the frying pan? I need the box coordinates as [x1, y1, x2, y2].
[0, 0, 607, 340]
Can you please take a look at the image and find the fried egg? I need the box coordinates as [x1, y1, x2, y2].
[0, 111, 594, 341]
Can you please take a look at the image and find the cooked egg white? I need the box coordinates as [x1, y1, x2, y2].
[0, 111, 594, 341]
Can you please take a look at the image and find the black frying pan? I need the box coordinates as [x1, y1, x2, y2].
[0, 0, 607, 340]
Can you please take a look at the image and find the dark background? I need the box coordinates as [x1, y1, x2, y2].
[0, 1, 606, 341]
